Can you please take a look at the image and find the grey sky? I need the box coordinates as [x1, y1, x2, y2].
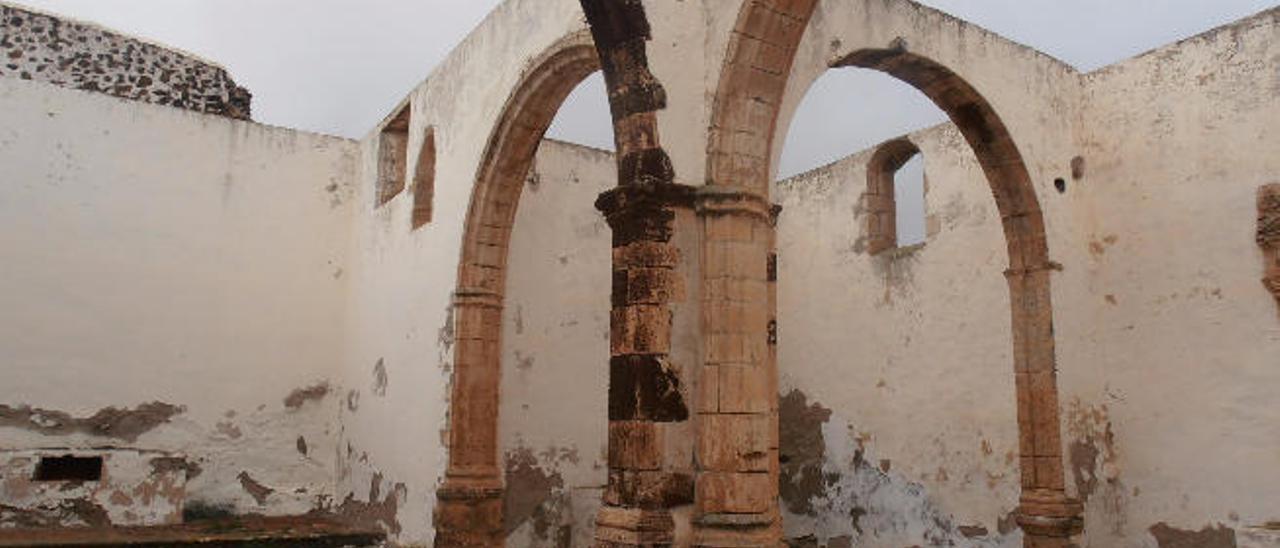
[12, 0, 1277, 184]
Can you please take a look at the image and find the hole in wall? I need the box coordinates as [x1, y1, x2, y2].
[33, 455, 103, 481]
[1054, 178, 1067, 194]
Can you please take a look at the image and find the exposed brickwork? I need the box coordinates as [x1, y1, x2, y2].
[1260, 184, 1280, 307]
[434, 34, 600, 548]
[0, 3, 250, 118]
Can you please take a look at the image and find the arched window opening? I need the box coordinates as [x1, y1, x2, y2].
[375, 104, 410, 206]
[411, 129, 436, 229]
[865, 138, 926, 254]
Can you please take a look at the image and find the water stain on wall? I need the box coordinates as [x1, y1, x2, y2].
[0, 402, 184, 442]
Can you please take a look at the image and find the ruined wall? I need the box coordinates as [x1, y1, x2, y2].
[1064, 8, 1280, 547]
[498, 141, 613, 548]
[0, 77, 355, 526]
[774, 123, 1021, 547]
[333, 1, 591, 543]
[0, 2, 251, 119]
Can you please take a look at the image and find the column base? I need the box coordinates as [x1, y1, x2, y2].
[1017, 489, 1083, 548]
[594, 505, 675, 547]
[692, 512, 782, 548]
[433, 479, 504, 548]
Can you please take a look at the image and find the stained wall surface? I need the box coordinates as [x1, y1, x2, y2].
[498, 141, 612, 548]
[1064, 9, 1280, 546]
[775, 124, 1021, 547]
[331, 1, 593, 542]
[0, 77, 355, 525]
[1, 0, 1278, 547]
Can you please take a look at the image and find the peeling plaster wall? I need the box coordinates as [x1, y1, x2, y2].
[0, 77, 355, 525]
[1064, 9, 1280, 547]
[334, 1, 589, 544]
[775, 123, 1021, 547]
[499, 141, 613, 548]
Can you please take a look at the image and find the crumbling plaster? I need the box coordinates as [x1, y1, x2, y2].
[775, 123, 1019, 546]
[1065, 8, 1280, 546]
[0, 76, 355, 524]
[1, 0, 1278, 546]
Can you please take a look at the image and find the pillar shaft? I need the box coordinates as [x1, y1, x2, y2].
[434, 290, 505, 548]
[692, 188, 781, 547]
[595, 183, 697, 548]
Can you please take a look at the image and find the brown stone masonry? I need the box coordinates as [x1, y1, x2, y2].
[1261, 184, 1280, 307]
[578, 1, 687, 546]
[434, 35, 600, 548]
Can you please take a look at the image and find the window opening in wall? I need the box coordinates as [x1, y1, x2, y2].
[376, 104, 410, 206]
[34, 455, 103, 481]
[895, 153, 926, 247]
[412, 129, 436, 229]
[865, 138, 924, 255]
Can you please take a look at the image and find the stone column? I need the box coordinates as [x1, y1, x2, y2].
[434, 289, 504, 548]
[692, 188, 781, 547]
[1006, 264, 1083, 548]
[594, 183, 697, 547]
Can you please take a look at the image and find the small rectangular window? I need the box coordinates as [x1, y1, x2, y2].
[34, 455, 103, 481]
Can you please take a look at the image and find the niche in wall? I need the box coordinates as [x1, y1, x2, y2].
[412, 129, 437, 229]
[376, 104, 411, 207]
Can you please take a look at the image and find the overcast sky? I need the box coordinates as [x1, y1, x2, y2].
[11, 0, 1277, 241]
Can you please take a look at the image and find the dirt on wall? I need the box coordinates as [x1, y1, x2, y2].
[0, 402, 184, 442]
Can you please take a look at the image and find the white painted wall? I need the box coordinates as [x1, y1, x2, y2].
[498, 140, 613, 548]
[1066, 9, 1280, 546]
[333, 1, 591, 543]
[1, 1, 1277, 546]
[775, 123, 1021, 547]
[0, 77, 357, 521]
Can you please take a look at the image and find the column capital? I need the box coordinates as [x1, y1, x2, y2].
[596, 182, 698, 217]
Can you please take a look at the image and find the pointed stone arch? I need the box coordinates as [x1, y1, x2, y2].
[433, 31, 600, 548]
[705, 1, 1081, 546]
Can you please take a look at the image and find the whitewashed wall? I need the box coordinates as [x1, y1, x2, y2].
[0, 77, 357, 523]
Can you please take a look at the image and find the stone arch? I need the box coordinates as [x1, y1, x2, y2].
[706, 1, 1081, 546]
[864, 136, 922, 254]
[433, 31, 600, 548]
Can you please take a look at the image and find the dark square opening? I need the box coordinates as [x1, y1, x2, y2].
[33, 455, 103, 481]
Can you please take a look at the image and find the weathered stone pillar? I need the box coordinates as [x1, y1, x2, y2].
[1006, 263, 1083, 547]
[434, 289, 504, 548]
[692, 188, 782, 547]
[594, 183, 697, 547]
